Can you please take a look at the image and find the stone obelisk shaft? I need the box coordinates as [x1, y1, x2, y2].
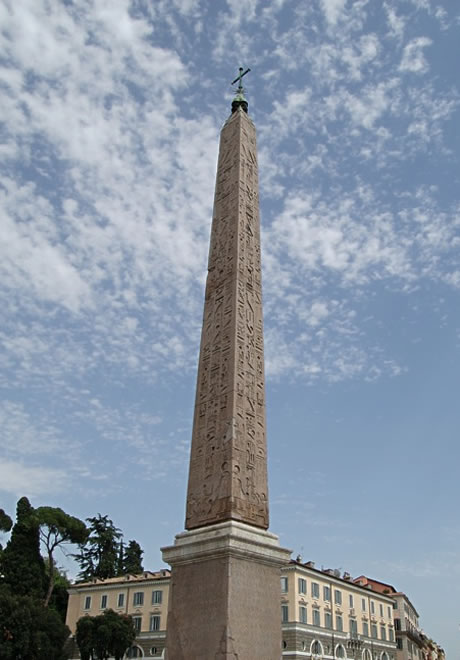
[162, 102, 291, 660]
[185, 106, 268, 530]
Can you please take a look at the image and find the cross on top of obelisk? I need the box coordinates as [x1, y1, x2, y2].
[231, 66, 251, 113]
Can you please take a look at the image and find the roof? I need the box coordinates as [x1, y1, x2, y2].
[72, 569, 171, 587]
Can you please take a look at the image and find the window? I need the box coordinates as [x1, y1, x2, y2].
[311, 582, 320, 599]
[363, 650, 372, 660]
[335, 589, 342, 605]
[336, 645, 346, 658]
[336, 614, 343, 632]
[281, 604, 289, 623]
[324, 612, 332, 629]
[323, 585, 331, 601]
[349, 594, 354, 608]
[281, 577, 288, 593]
[397, 639, 403, 650]
[133, 616, 142, 633]
[313, 608, 321, 626]
[84, 596, 91, 610]
[379, 603, 384, 617]
[394, 618, 401, 631]
[150, 648, 159, 657]
[311, 640, 322, 656]
[298, 578, 307, 594]
[389, 628, 394, 642]
[387, 606, 392, 619]
[299, 606, 307, 624]
[371, 623, 378, 639]
[117, 593, 124, 608]
[362, 622, 369, 637]
[350, 619, 358, 635]
[380, 625, 386, 640]
[361, 598, 366, 611]
[152, 590, 163, 605]
[371, 600, 375, 614]
[150, 615, 161, 632]
[100, 595, 107, 609]
[133, 591, 144, 606]
[126, 648, 142, 659]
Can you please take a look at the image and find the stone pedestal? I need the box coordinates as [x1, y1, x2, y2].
[161, 520, 291, 660]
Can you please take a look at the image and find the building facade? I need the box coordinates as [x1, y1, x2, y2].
[352, 577, 444, 660]
[67, 562, 447, 660]
[65, 570, 170, 658]
[281, 561, 397, 660]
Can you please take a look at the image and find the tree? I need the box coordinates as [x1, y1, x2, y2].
[75, 615, 95, 660]
[44, 559, 72, 622]
[103, 609, 136, 660]
[0, 508, 12, 555]
[36, 506, 87, 607]
[0, 496, 46, 598]
[0, 584, 70, 660]
[0, 508, 12, 533]
[123, 540, 144, 575]
[75, 609, 136, 660]
[74, 514, 122, 580]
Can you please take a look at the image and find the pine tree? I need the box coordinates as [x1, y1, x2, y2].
[0, 497, 46, 598]
[123, 540, 144, 575]
[73, 514, 122, 580]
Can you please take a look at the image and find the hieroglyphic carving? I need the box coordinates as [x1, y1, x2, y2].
[186, 108, 268, 531]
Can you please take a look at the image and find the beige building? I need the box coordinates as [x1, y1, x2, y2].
[65, 570, 170, 658]
[65, 562, 402, 659]
[281, 560, 397, 659]
[353, 577, 444, 660]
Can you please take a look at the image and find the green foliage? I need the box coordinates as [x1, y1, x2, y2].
[75, 616, 95, 660]
[0, 584, 70, 660]
[0, 508, 12, 555]
[36, 506, 87, 607]
[0, 508, 12, 533]
[0, 497, 46, 598]
[45, 560, 71, 622]
[75, 609, 136, 660]
[123, 540, 144, 575]
[74, 514, 122, 580]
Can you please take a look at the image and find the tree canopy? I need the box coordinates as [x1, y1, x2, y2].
[0, 496, 46, 598]
[75, 609, 136, 660]
[74, 514, 122, 580]
[0, 585, 70, 660]
[0, 508, 12, 533]
[36, 506, 87, 607]
[73, 514, 145, 580]
[123, 539, 144, 575]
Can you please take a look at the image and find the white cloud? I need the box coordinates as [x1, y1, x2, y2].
[320, 0, 347, 26]
[0, 460, 67, 497]
[399, 37, 433, 74]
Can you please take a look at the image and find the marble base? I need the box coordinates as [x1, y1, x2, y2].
[161, 520, 291, 660]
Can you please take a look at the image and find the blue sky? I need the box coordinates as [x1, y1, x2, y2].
[1, 0, 459, 655]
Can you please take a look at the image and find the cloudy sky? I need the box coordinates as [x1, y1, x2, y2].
[1, 0, 459, 654]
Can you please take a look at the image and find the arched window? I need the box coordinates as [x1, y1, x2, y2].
[381, 653, 390, 660]
[336, 644, 347, 658]
[362, 650, 372, 660]
[126, 646, 144, 658]
[311, 639, 323, 656]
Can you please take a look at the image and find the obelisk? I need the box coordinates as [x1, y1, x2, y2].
[162, 69, 291, 660]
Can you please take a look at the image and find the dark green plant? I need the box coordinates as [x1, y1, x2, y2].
[74, 514, 122, 580]
[75, 609, 135, 660]
[0, 585, 70, 660]
[123, 540, 144, 575]
[0, 497, 46, 598]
